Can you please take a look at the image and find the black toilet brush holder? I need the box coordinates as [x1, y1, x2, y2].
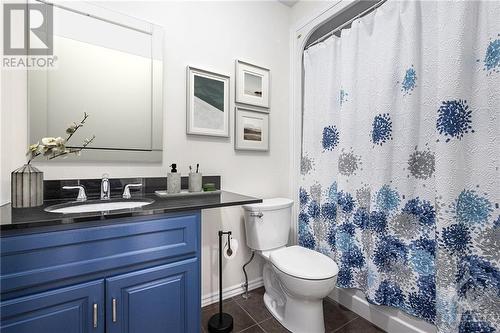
[208, 230, 234, 333]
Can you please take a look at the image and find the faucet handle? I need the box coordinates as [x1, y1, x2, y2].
[122, 183, 142, 199]
[63, 185, 87, 202]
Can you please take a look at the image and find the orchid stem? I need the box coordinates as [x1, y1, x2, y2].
[26, 112, 94, 164]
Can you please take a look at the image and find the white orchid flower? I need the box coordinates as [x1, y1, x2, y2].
[41, 137, 65, 147]
[41, 137, 58, 147]
[54, 137, 65, 145]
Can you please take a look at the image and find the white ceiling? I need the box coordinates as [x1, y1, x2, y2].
[278, 0, 299, 8]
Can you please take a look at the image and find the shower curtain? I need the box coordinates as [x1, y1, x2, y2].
[299, 1, 499, 332]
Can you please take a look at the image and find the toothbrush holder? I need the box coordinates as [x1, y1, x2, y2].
[188, 173, 202, 192]
[167, 172, 181, 194]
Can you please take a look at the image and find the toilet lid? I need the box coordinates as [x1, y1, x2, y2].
[243, 198, 294, 211]
[270, 246, 339, 280]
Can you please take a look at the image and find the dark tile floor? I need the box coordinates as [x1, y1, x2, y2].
[201, 287, 386, 333]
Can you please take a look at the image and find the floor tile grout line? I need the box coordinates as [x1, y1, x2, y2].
[256, 317, 272, 325]
[331, 317, 360, 333]
[233, 297, 262, 327]
[239, 323, 265, 333]
[232, 296, 245, 308]
[234, 295, 274, 329]
[227, 295, 266, 333]
[238, 324, 255, 333]
[232, 293, 274, 332]
[255, 321, 268, 333]
[254, 313, 285, 333]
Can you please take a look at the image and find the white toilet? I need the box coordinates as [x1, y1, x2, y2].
[243, 198, 339, 333]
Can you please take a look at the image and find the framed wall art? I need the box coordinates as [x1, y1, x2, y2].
[235, 60, 270, 109]
[187, 66, 230, 137]
[235, 106, 269, 151]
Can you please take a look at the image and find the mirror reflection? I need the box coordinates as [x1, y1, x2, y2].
[29, 2, 163, 162]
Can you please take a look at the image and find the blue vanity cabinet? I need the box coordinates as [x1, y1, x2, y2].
[0, 280, 105, 333]
[1, 212, 201, 333]
[106, 258, 199, 333]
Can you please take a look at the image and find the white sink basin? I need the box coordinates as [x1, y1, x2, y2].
[45, 199, 154, 214]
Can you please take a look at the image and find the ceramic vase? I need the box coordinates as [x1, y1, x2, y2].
[11, 164, 44, 208]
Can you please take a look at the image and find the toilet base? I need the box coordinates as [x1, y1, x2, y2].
[208, 313, 233, 333]
[263, 292, 286, 326]
[264, 291, 326, 333]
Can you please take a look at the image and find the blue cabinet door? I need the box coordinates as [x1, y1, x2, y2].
[0, 280, 104, 333]
[106, 258, 200, 333]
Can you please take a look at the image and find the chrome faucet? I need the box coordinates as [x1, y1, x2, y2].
[63, 185, 87, 202]
[122, 183, 142, 199]
[101, 174, 110, 200]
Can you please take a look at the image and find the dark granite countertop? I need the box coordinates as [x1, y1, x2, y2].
[0, 191, 261, 231]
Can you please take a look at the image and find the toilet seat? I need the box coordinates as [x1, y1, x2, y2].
[269, 246, 339, 280]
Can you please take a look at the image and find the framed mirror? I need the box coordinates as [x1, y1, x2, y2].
[28, 1, 164, 162]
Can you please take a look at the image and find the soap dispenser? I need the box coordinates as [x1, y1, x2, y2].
[167, 163, 181, 194]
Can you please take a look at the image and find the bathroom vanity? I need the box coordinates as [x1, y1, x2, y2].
[0, 185, 261, 333]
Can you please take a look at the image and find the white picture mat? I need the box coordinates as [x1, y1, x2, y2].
[187, 66, 230, 137]
[235, 108, 269, 151]
[236, 60, 270, 109]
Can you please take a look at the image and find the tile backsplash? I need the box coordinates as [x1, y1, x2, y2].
[44, 176, 221, 201]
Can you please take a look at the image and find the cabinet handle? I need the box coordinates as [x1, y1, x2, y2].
[93, 303, 98, 328]
[112, 298, 117, 323]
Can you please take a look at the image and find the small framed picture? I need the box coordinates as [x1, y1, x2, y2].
[235, 107, 269, 151]
[235, 60, 270, 109]
[187, 66, 230, 137]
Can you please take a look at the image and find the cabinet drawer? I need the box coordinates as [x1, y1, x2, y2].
[0, 280, 104, 333]
[106, 258, 200, 333]
[1, 213, 200, 294]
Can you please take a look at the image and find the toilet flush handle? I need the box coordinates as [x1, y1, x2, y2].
[249, 211, 263, 218]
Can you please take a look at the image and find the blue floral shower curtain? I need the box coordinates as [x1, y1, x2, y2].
[299, 1, 499, 332]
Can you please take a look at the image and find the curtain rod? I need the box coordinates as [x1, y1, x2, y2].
[306, 0, 387, 49]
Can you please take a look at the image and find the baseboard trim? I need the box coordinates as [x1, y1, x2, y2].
[202, 277, 264, 307]
[329, 288, 437, 333]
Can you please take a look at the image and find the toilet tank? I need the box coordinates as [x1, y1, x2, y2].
[242, 198, 294, 251]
